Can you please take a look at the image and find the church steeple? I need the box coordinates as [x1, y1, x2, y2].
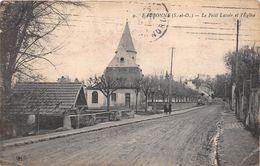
[108, 21, 138, 67]
[116, 21, 136, 53]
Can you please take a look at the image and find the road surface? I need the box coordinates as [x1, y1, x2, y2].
[2, 104, 222, 166]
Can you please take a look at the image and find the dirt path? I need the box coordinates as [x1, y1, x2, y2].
[2, 104, 222, 166]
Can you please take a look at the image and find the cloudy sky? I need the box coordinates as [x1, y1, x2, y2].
[38, 0, 259, 81]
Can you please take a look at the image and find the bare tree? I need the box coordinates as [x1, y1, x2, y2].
[131, 77, 143, 113]
[141, 76, 153, 112]
[0, 1, 84, 111]
[158, 73, 169, 103]
[87, 75, 121, 112]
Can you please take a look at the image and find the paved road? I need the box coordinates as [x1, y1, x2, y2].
[2, 104, 222, 166]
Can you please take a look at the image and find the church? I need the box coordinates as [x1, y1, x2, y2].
[86, 22, 143, 110]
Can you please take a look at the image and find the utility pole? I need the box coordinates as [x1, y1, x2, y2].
[168, 47, 174, 111]
[235, 20, 240, 114]
[235, 19, 240, 82]
[232, 19, 240, 113]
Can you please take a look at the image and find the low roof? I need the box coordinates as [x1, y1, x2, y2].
[6, 82, 86, 115]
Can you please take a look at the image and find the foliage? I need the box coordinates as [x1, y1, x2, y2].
[224, 45, 259, 91]
[212, 74, 231, 98]
[191, 75, 213, 90]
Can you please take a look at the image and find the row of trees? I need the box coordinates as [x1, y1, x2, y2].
[87, 73, 200, 112]
[206, 45, 259, 132]
[224, 45, 259, 94]
[224, 45, 259, 130]
[211, 45, 259, 100]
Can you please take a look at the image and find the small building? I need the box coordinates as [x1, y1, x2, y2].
[87, 21, 143, 110]
[5, 82, 87, 135]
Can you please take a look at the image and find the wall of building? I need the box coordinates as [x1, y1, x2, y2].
[86, 89, 140, 110]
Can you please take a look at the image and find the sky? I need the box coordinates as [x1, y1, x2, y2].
[37, 0, 260, 82]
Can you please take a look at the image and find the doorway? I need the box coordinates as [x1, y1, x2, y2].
[125, 93, 130, 108]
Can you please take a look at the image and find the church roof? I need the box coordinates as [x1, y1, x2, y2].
[116, 21, 136, 53]
[104, 67, 142, 88]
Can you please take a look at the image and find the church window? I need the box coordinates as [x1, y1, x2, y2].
[92, 91, 98, 103]
[111, 93, 117, 102]
[120, 57, 124, 62]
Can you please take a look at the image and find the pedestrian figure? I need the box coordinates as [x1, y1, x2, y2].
[169, 104, 172, 115]
[163, 104, 167, 114]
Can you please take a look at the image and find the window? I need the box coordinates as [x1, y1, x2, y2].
[92, 91, 98, 103]
[111, 93, 117, 102]
[120, 57, 124, 62]
[125, 93, 130, 107]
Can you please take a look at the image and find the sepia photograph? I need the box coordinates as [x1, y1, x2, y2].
[0, 0, 259, 165]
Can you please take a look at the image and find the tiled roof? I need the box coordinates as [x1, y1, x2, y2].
[6, 82, 86, 115]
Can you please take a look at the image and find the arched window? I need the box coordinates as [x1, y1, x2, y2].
[111, 93, 117, 102]
[92, 91, 98, 103]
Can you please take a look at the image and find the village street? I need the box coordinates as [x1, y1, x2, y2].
[2, 104, 223, 166]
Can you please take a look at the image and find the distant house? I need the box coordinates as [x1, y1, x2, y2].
[86, 21, 143, 110]
[5, 82, 87, 135]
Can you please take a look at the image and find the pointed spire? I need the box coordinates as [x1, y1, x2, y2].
[116, 21, 136, 53]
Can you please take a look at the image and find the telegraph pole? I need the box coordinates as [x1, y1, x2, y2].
[232, 20, 240, 113]
[168, 47, 174, 110]
[235, 19, 240, 82]
[235, 20, 240, 114]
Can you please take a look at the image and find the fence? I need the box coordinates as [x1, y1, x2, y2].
[68, 110, 134, 129]
[236, 74, 260, 135]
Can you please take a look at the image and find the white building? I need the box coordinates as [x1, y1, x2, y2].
[86, 22, 143, 110]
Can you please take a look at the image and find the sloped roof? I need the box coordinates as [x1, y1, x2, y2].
[116, 21, 136, 53]
[7, 82, 86, 115]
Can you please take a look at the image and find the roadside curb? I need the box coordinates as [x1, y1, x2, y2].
[3, 106, 204, 149]
[0, 159, 24, 166]
[217, 108, 259, 166]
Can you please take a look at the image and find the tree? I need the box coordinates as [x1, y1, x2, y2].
[212, 74, 231, 98]
[149, 75, 160, 103]
[224, 45, 259, 91]
[158, 73, 169, 103]
[0, 1, 84, 112]
[191, 77, 203, 89]
[141, 76, 153, 112]
[87, 75, 121, 112]
[57, 75, 72, 83]
[131, 77, 143, 113]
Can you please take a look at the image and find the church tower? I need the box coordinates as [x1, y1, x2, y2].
[104, 21, 142, 87]
[108, 21, 138, 67]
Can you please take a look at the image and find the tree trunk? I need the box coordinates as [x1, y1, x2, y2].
[162, 94, 165, 103]
[0, 70, 12, 113]
[135, 92, 138, 113]
[0, 66, 4, 158]
[106, 94, 110, 112]
[145, 95, 148, 112]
